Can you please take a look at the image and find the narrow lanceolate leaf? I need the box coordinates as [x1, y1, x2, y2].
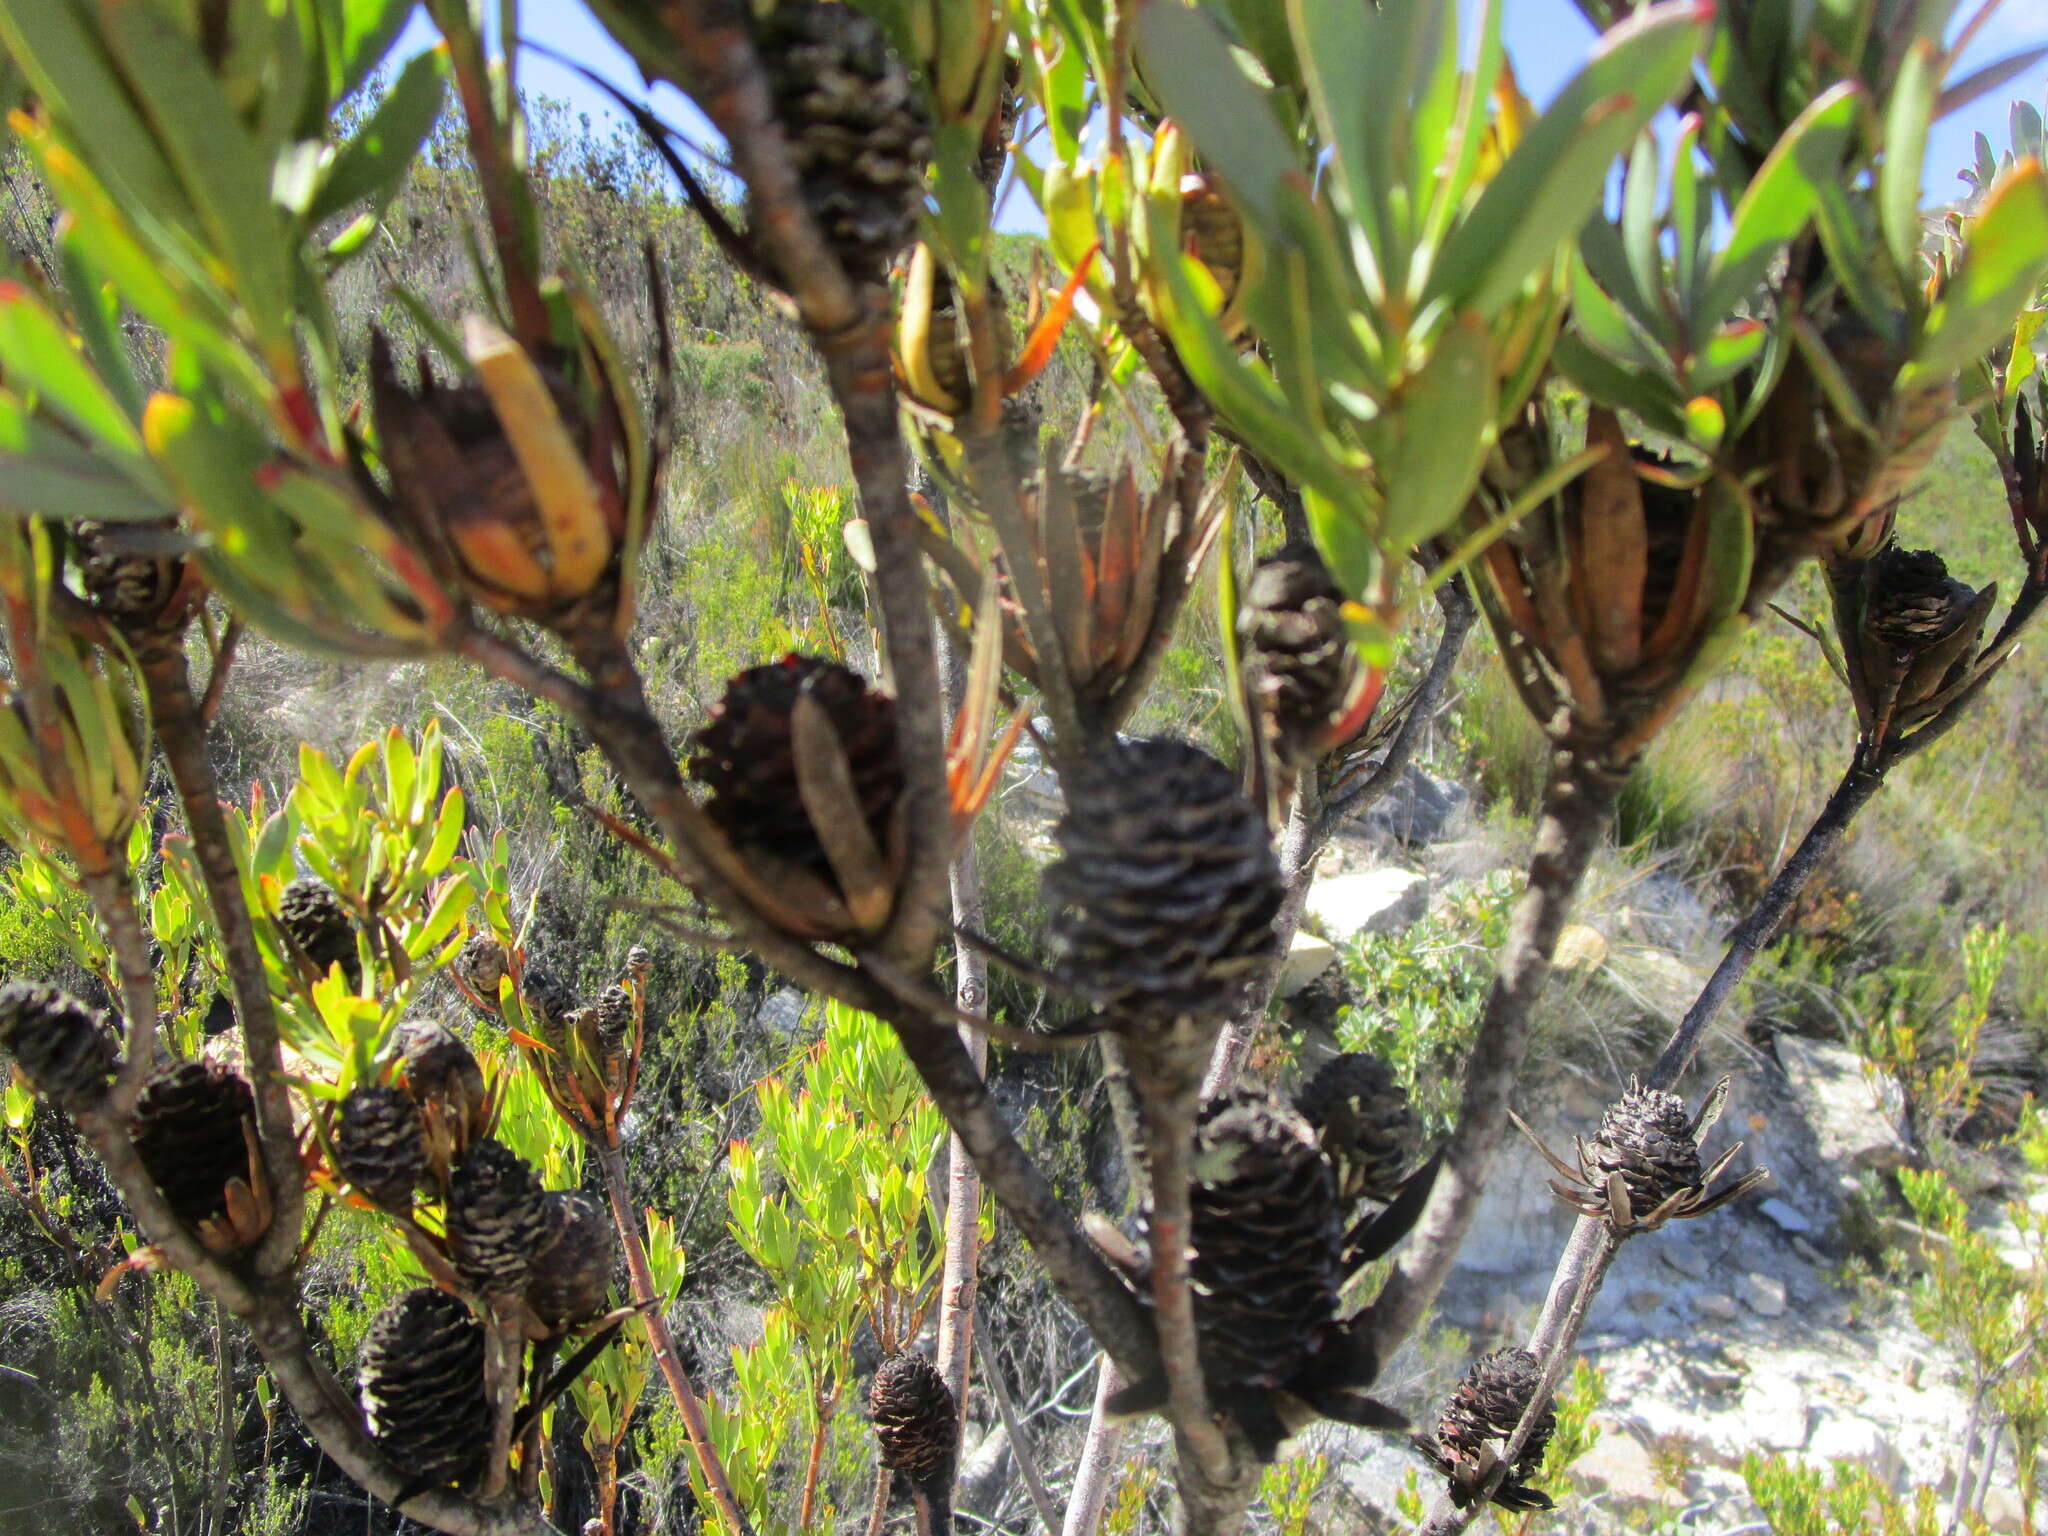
[1577, 408, 1647, 676]
[1133, 1, 1300, 234]
[97, 4, 296, 355]
[0, 393, 171, 522]
[0, 281, 145, 460]
[1695, 81, 1863, 346]
[310, 44, 448, 228]
[1427, 1, 1707, 320]
[1879, 40, 1939, 275]
[1374, 314, 1497, 551]
[463, 316, 610, 597]
[1906, 158, 2048, 391]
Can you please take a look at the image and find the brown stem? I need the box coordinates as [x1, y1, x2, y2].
[1205, 584, 1476, 1094]
[639, 0, 952, 970]
[798, 1380, 832, 1531]
[1361, 752, 1622, 1362]
[595, 1140, 754, 1536]
[865, 1460, 893, 1536]
[81, 866, 157, 1116]
[142, 643, 305, 1277]
[1134, 1051, 1231, 1489]
[481, 1311, 521, 1501]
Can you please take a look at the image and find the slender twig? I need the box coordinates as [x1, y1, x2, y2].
[594, 1141, 754, 1536]
[197, 616, 242, 724]
[1058, 1360, 1130, 1536]
[1648, 752, 1885, 1089]
[935, 631, 990, 1421]
[1362, 754, 1624, 1362]
[969, 1301, 1061, 1536]
[865, 1462, 893, 1536]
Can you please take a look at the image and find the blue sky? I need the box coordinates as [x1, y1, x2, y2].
[396, 0, 2048, 226]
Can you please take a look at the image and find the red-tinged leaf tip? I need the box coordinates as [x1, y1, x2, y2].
[0, 281, 25, 304]
[251, 461, 285, 489]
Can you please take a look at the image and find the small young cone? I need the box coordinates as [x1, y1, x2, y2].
[279, 878, 356, 976]
[452, 932, 509, 1013]
[1586, 1084, 1703, 1216]
[358, 1287, 490, 1489]
[1238, 543, 1357, 778]
[0, 979, 119, 1111]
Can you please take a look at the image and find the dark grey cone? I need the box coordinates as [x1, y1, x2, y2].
[0, 979, 119, 1110]
[358, 1287, 490, 1489]
[279, 878, 355, 975]
[446, 1139, 549, 1295]
[128, 1058, 255, 1232]
[1296, 1052, 1421, 1206]
[334, 1085, 429, 1211]
[525, 1189, 616, 1327]
[1044, 737, 1282, 1030]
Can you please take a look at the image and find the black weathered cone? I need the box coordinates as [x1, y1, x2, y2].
[1863, 547, 1974, 651]
[280, 878, 355, 975]
[129, 1058, 255, 1231]
[1045, 738, 1282, 1028]
[870, 1352, 958, 1488]
[526, 1189, 616, 1327]
[1427, 1348, 1556, 1511]
[759, 0, 931, 284]
[1239, 543, 1356, 772]
[0, 979, 119, 1111]
[1587, 1083, 1701, 1215]
[1296, 1052, 1420, 1206]
[688, 654, 902, 878]
[452, 932, 508, 1012]
[358, 1287, 490, 1490]
[334, 1085, 428, 1211]
[447, 1139, 549, 1295]
[398, 1020, 488, 1134]
[1176, 1089, 1343, 1396]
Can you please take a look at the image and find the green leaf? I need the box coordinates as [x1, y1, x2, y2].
[1621, 131, 1666, 341]
[1373, 313, 1496, 550]
[1427, 0, 1707, 320]
[0, 394, 171, 522]
[1880, 39, 1938, 274]
[1551, 330, 1691, 438]
[98, 4, 296, 353]
[55, 236, 143, 425]
[1134, 1, 1301, 233]
[0, 282, 148, 459]
[0, 0, 184, 218]
[1906, 160, 2048, 391]
[1695, 80, 1862, 347]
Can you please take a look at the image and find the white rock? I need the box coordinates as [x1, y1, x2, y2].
[1015, 767, 1063, 807]
[756, 987, 807, 1034]
[1304, 868, 1428, 939]
[1775, 1035, 1913, 1172]
[1574, 1430, 1668, 1505]
[1553, 923, 1610, 973]
[1759, 1197, 1814, 1234]
[1803, 1416, 1899, 1483]
[1740, 1385, 1812, 1451]
[1696, 1292, 1740, 1322]
[1738, 1271, 1789, 1318]
[1274, 932, 1337, 998]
